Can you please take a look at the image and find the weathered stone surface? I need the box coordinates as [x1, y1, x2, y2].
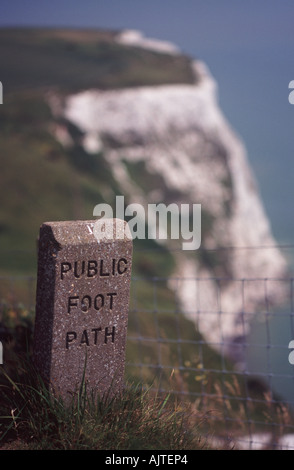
[33, 219, 132, 401]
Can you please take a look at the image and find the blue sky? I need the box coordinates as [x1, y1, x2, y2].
[1, 0, 294, 243]
[1, 1, 293, 52]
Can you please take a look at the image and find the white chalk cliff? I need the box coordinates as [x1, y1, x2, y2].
[52, 31, 288, 364]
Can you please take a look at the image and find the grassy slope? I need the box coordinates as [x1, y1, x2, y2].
[0, 91, 120, 273]
[0, 27, 195, 93]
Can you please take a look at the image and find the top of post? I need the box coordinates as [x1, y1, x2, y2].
[39, 218, 133, 247]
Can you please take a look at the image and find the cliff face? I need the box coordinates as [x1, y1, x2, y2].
[51, 32, 287, 363]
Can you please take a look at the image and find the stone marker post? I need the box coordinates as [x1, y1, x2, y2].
[33, 219, 132, 401]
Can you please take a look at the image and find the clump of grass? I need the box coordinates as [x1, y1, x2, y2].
[0, 358, 206, 450]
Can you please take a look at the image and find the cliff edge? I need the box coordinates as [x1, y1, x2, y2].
[51, 30, 288, 364]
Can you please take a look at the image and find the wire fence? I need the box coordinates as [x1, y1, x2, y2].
[1, 270, 294, 449]
[126, 273, 294, 450]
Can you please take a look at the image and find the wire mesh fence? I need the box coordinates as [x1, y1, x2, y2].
[126, 273, 294, 450]
[1, 270, 294, 449]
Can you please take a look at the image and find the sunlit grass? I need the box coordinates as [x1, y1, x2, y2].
[0, 356, 206, 450]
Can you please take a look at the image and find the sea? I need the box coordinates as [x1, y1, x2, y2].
[201, 45, 294, 406]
